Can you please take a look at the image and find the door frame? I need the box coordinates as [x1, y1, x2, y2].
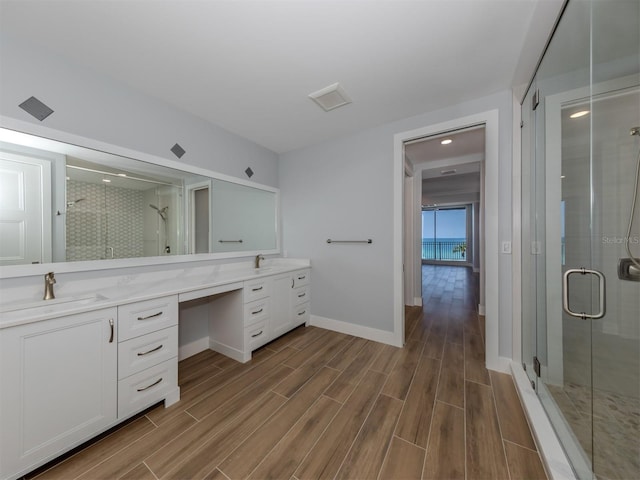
[393, 109, 502, 370]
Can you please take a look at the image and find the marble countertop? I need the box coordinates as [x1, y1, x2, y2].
[0, 259, 310, 329]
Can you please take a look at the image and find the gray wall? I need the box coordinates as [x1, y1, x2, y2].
[0, 34, 279, 187]
[280, 90, 515, 359]
[1, 33, 516, 359]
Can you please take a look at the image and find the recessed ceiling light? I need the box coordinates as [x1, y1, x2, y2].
[441, 139, 453, 145]
[308, 83, 352, 112]
[102, 178, 111, 183]
[570, 110, 589, 119]
[117, 173, 127, 177]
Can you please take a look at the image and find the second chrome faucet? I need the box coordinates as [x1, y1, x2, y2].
[254, 254, 265, 269]
[43, 272, 56, 300]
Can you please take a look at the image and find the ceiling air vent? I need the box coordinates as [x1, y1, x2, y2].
[441, 169, 457, 175]
[308, 83, 352, 112]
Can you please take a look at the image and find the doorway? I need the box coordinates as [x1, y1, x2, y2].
[394, 110, 501, 370]
[405, 125, 484, 307]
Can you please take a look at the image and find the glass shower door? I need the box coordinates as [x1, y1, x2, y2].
[523, 2, 640, 478]
[546, 84, 640, 480]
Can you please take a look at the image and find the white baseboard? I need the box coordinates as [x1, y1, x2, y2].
[178, 337, 210, 361]
[310, 315, 401, 347]
[209, 339, 249, 363]
[478, 304, 486, 315]
[487, 355, 511, 373]
[413, 297, 423, 307]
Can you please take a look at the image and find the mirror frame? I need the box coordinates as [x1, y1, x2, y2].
[0, 118, 280, 279]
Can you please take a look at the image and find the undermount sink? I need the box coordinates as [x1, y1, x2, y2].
[252, 267, 272, 274]
[0, 293, 107, 314]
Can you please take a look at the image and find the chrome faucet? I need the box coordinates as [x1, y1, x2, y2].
[43, 272, 56, 300]
[255, 254, 265, 269]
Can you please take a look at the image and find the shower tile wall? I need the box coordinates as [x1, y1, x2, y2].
[561, 92, 640, 398]
[555, 90, 640, 479]
[66, 180, 144, 261]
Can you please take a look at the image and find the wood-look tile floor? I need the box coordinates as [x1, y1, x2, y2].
[30, 265, 547, 480]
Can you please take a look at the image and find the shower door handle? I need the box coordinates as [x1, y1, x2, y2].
[562, 267, 606, 320]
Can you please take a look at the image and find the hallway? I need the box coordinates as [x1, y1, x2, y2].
[405, 264, 547, 479]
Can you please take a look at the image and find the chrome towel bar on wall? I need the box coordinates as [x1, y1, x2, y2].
[326, 239, 372, 244]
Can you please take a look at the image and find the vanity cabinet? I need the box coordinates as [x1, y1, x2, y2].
[0, 308, 118, 480]
[208, 268, 311, 363]
[271, 269, 311, 338]
[116, 296, 179, 418]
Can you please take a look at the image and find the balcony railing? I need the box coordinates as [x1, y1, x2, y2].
[422, 240, 466, 261]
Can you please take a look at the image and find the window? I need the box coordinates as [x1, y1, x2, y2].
[422, 206, 468, 261]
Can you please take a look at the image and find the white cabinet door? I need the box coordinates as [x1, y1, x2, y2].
[271, 273, 293, 338]
[0, 308, 117, 480]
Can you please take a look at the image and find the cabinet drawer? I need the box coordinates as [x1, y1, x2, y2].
[118, 358, 177, 418]
[243, 278, 271, 303]
[292, 269, 310, 288]
[118, 326, 178, 379]
[245, 321, 269, 351]
[244, 298, 270, 327]
[293, 285, 310, 305]
[118, 295, 178, 341]
[293, 302, 310, 327]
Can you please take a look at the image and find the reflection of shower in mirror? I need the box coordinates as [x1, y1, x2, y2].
[149, 204, 170, 253]
[66, 198, 85, 208]
[149, 204, 168, 221]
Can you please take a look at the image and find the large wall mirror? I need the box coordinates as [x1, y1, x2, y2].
[0, 127, 279, 274]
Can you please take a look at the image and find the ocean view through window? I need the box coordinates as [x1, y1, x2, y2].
[422, 206, 468, 262]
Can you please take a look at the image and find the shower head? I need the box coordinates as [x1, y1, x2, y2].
[67, 198, 85, 207]
[149, 204, 168, 221]
[631, 126, 640, 136]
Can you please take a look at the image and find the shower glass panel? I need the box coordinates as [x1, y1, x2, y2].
[522, 1, 640, 479]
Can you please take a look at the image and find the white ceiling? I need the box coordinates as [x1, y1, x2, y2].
[0, 0, 548, 154]
[407, 127, 483, 205]
[405, 127, 485, 173]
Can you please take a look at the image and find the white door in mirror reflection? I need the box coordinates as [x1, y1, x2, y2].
[190, 184, 210, 254]
[0, 153, 52, 265]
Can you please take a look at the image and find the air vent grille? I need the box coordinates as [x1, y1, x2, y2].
[309, 83, 352, 112]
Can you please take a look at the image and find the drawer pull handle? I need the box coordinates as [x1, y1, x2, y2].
[251, 330, 263, 338]
[252, 286, 263, 292]
[298, 292, 306, 298]
[137, 344, 163, 356]
[298, 310, 306, 316]
[252, 308, 264, 315]
[298, 275, 306, 280]
[137, 311, 163, 320]
[137, 377, 162, 392]
[108, 318, 114, 343]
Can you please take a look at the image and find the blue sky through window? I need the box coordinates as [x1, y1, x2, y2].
[422, 208, 466, 240]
